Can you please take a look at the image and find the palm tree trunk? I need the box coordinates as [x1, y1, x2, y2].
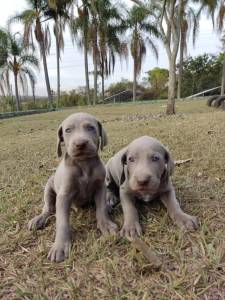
[32, 85, 36, 103]
[92, 21, 98, 105]
[40, 40, 53, 108]
[133, 56, 137, 102]
[93, 56, 97, 105]
[167, 57, 176, 115]
[55, 16, 60, 107]
[221, 50, 225, 95]
[84, 36, 90, 105]
[14, 72, 20, 111]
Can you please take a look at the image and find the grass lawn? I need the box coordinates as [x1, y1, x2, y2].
[0, 100, 225, 299]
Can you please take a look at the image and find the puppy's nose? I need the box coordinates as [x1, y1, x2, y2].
[74, 139, 88, 149]
[137, 176, 151, 186]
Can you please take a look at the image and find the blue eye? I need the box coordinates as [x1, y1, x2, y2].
[65, 128, 72, 133]
[152, 155, 159, 162]
[86, 125, 95, 131]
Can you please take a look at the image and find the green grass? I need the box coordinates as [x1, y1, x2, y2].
[0, 100, 225, 299]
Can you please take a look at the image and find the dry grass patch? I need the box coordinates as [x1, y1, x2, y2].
[0, 100, 225, 299]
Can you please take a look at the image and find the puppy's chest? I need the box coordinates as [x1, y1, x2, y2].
[74, 170, 98, 205]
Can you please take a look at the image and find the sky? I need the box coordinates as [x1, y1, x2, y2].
[0, 0, 222, 96]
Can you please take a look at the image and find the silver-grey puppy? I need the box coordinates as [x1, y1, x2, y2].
[105, 136, 198, 239]
[28, 112, 117, 262]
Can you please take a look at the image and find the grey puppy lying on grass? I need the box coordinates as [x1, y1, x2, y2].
[106, 136, 198, 239]
[28, 112, 117, 262]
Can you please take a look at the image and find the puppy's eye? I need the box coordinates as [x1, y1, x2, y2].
[86, 124, 95, 131]
[65, 128, 72, 133]
[128, 157, 135, 163]
[151, 155, 160, 162]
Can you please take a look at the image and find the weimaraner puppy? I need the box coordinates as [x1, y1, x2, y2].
[105, 136, 198, 239]
[28, 112, 117, 262]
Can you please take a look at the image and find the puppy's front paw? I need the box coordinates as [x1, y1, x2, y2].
[47, 240, 71, 262]
[174, 212, 198, 230]
[120, 221, 142, 239]
[97, 218, 118, 235]
[28, 214, 48, 230]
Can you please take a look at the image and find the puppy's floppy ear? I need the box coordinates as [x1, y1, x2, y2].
[164, 148, 175, 176]
[120, 151, 127, 185]
[98, 121, 108, 150]
[56, 125, 64, 158]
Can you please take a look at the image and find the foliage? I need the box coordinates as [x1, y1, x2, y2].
[180, 53, 223, 97]
[146, 67, 169, 99]
[0, 29, 39, 111]
[59, 89, 88, 107]
[106, 79, 144, 96]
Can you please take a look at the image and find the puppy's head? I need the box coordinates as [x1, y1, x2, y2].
[57, 112, 107, 159]
[121, 136, 174, 197]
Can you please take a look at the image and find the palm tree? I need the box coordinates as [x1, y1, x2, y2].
[89, 0, 99, 105]
[70, 0, 91, 105]
[0, 29, 39, 111]
[96, 0, 128, 102]
[9, 0, 53, 107]
[177, 2, 199, 100]
[46, 0, 73, 106]
[127, 5, 160, 101]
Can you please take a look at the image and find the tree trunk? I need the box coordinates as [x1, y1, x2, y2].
[93, 53, 97, 105]
[221, 50, 225, 95]
[14, 72, 20, 111]
[84, 36, 90, 105]
[55, 16, 60, 107]
[40, 40, 53, 108]
[167, 58, 176, 115]
[177, 34, 184, 100]
[32, 85, 36, 103]
[133, 56, 137, 102]
[101, 62, 105, 103]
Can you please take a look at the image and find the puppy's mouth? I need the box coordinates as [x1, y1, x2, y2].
[69, 148, 97, 159]
[131, 183, 160, 195]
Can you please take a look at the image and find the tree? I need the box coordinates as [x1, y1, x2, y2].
[146, 67, 169, 98]
[177, 2, 199, 100]
[70, 0, 91, 105]
[46, 0, 73, 106]
[217, 0, 225, 95]
[96, 0, 127, 102]
[180, 53, 222, 97]
[127, 5, 160, 101]
[0, 29, 39, 111]
[9, 0, 53, 107]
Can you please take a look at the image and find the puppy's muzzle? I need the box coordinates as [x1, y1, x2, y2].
[136, 175, 151, 187]
[74, 138, 88, 150]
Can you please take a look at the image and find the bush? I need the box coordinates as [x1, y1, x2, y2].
[0, 96, 15, 112]
[59, 90, 87, 107]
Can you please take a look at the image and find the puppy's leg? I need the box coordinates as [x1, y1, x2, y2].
[105, 171, 119, 210]
[48, 192, 73, 262]
[161, 188, 198, 230]
[95, 184, 118, 235]
[28, 176, 56, 230]
[120, 188, 142, 239]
